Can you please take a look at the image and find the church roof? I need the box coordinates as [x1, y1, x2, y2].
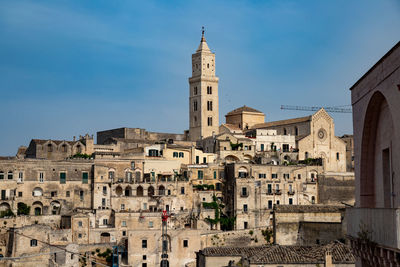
[226, 105, 264, 116]
[196, 31, 211, 53]
[251, 115, 311, 129]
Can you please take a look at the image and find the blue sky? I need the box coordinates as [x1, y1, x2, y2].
[0, 0, 399, 155]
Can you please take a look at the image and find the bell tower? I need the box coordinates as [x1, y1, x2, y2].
[189, 28, 219, 141]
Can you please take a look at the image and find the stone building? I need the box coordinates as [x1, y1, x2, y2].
[224, 106, 265, 131]
[225, 163, 323, 230]
[252, 108, 347, 172]
[347, 41, 400, 266]
[189, 30, 220, 141]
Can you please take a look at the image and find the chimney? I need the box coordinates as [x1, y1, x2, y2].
[325, 250, 333, 267]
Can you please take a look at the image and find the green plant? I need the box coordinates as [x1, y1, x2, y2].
[357, 221, 373, 242]
[0, 209, 14, 218]
[249, 230, 253, 235]
[261, 228, 273, 243]
[70, 153, 92, 159]
[17, 203, 30, 215]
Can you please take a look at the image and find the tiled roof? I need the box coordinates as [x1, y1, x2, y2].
[200, 241, 355, 264]
[274, 204, 345, 213]
[226, 106, 264, 116]
[251, 116, 311, 129]
[221, 124, 242, 131]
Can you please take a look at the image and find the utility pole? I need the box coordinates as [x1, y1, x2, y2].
[161, 210, 169, 267]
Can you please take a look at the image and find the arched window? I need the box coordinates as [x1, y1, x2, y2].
[125, 186, 132, 197]
[62, 144, 67, 152]
[47, 144, 53, 152]
[108, 171, 115, 180]
[148, 186, 154, 197]
[173, 152, 178, 158]
[283, 128, 287, 135]
[76, 145, 81, 153]
[179, 152, 184, 158]
[136, 186, 143, 197]
[7, 171, 13, 180]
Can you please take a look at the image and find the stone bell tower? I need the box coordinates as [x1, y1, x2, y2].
[189, 28, 219, 141]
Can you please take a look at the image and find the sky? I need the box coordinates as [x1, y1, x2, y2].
[0, 0, 399, 156]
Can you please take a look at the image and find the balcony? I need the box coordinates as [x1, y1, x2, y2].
[274, 189, 282, 195]
[266, 190, 274, 195]
[288, 191, 295, 195]
[346, 207, 400, 250]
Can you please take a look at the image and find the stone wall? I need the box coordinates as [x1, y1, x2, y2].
[318, 174, 355, 205]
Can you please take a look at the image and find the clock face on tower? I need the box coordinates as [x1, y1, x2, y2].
[318, 128, 326, 140]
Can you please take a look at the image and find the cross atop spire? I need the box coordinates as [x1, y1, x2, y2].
[197, 26, 210, 52]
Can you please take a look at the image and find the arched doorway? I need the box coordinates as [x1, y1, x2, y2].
[125, 186, 132, 197]
[360, 91, 394, 208]
[32, 201, 43, 216]
[148, 186, 154, 197]
[100, 232, 110, 243]
[158, 185, 165, 196]
[136, 186, 143, 197]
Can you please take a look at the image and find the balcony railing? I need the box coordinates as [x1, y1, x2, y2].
[288, 191, 295, 195]
[274, 189, 282, 195]
[346, 207, 400, 250]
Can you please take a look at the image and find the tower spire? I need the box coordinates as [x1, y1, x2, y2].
[201, 26, 205, 40]
[197, 26, 210, 52]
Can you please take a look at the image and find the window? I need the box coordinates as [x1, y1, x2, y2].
[183, 240, 188, 247]
[213, 171, 217, 179]
[282, 144, 289, 152]
[260, 144, 264, 151]
[275, 184, 280, 191]
[66, 191, 70, 197]
[103, 186, 107, 195]
[103, 219, 108, 225]
[121, 204, 125, 210]
[142, 240, 147, 248]
[39, 172, 44, 183]
[143, 203, 147, 210]
[295, 127, 298, 136]
[48, 144, 53, 152]
[149, 221, 153, 228]
[305, 152, 309, 159]
[79, 191, 84, 201]
[18, 172, 23, 182]
[60, 172, 66, 184]
[258, 173, 266, 178]
[238, 171, 247, 178]
[207, 86, 212, 94]
[277, 200, 280, 205]
[198, 170, 203, 179]
[143, 255, 147, 260]
[18, 192, 22, 197]
[207, 101, 213, 111]
[30, 239, 37, 247]
[173, 152, 178, 158]
[196, 156, 199, 164]
[142, 263, 147, 267]
[108, 171, 115, 179]
[271, 173, 278, 179]
[181, 187, 185, 194]
[194, 86, 197, 95]
[203, 157, 206, 164]
[297, 174, 301, 179]
[122, 231, 126, 236]
[8, 171, 13, 180]
[179, 152, 184, 158]
[82, 172, 88, 184]
[78, 221, 83, 227]
[0, 171, 3, 180]
[51, 191, 57, 197]
[268, 200, 273, 209]
[167, 189, 171, 195]
[244, 222, 248, 229]
[78, 233, 82, 239]
[193, 100, 198, 111]
[289, 184, 293, 192]
[283, 128, 287, 135]
[207, 117, 212, 126]
[336, 152, 340, 160]
[243, 204, 248, 212]
[62, 144, 67, 152]
[241, 187, 247, 196]
[289, 198, 293, 205]
[283, 173, 290, 179]
[122, 221, 127, 227]
[267, 184, 272, 194]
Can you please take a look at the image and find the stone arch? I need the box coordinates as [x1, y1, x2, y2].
[158, 234, 172, 252]
[115, 186, 123, 196]
[360, 91, 394, 207]
[125, 186, 132, 197]
[243, 154, 252, 163]
[148, 186, 155, 197]
[136, 186, 143, 197]
[238, 166, 248, 178]
[32, 187, 43, 197]
[32, 201, 43, 215]
[0, 202, 11, 212]
[224, 155, 239, 163]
